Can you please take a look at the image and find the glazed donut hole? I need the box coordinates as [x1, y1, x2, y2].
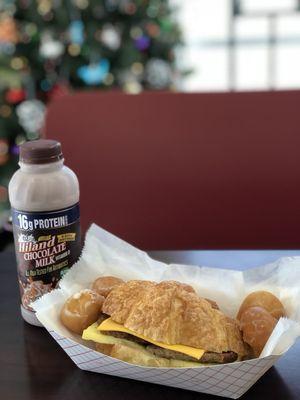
[91, 276, 124, 298]
[237, 290, 285, 320]
[60, 289, 104, 335]
[239, 306, 277, 357]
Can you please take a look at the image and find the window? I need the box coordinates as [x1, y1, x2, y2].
[173, 0, 300, 91]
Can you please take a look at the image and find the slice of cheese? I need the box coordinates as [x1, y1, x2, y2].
[83, 323, 142, 350]
[98, 318, 205, 360]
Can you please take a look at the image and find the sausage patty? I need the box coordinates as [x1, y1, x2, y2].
[101, 329, 237, 364]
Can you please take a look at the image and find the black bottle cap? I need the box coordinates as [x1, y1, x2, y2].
[20, 139, 63, 164]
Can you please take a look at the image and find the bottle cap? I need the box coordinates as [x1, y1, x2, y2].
[20, 139, 63, 164]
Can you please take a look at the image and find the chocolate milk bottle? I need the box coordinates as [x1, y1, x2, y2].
[9, 139, 81, 326]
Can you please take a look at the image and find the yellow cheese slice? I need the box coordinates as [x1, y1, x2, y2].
[98, 318, 205, 360]
[83, 323, 142, 350]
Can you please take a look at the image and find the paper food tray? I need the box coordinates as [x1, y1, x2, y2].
[33, 224, 300, 399]
[48, 328, 279, 399]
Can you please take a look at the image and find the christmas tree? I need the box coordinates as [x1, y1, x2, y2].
[0, 0, 182, 233]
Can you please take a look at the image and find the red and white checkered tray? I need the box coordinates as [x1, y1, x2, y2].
[48, 328, 279, 399]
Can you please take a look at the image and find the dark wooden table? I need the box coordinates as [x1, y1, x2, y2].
[1, 250, 300, 400]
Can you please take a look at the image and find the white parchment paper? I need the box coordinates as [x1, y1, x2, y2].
[33, 223, 300, 358]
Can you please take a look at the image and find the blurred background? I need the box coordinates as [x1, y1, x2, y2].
[2, 0, 300, 249]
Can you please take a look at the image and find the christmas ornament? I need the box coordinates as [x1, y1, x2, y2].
[130, 26, 142, 39]
[39, 33, 64, 59]
[147, 3, 159, 18]
[40, 79, 52, 91]
[5, 88, 25, 103]
[10, 57, 25, 70]
[123, 80, 142, 94]
[131, 62, 144, 76]
[15, 134, 26, 145]
[145, 58, 173, 89]
[11, 144, 20, 155]
[160, 18, 173, 33]
[0, 139, 9, 166]
[0, 41, 15, 54]
[0, 68, 22, 88]
[37, 0, 52, 16]
[72, 0, 89, 9]
[0, 104, 12, 117]
[0, 138, 9, 155]
[24, 22, 37, 37]
[121, 1, 136, 15]
[68, 43, 81, 56]
[146, 22, 160, 38]
[0, 0, 15, 13]
[0, 15, 18, 43]
[16, 100, 46, 133]
[0, 154, 9, 166]
[103, 73, 114, 86]
[118, 69, 139, 84]
[118, 70, 142, 94]
[0, 185, 8, 202]
[100, 24, 121, 51]
[77, 59, 109, 85]
[134, 35, 150, 51]
[69, 20, 84, 45]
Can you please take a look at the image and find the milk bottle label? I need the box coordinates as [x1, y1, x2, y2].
[12, 203, 80, 311]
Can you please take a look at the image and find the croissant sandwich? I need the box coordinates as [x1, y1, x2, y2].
[82, 280, 250, 367]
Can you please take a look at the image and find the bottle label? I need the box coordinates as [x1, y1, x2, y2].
[12, 203, 81, 312]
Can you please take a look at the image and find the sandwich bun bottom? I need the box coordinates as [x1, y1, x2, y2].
[237, 290, 285, 320]
[97, 342, 202, 368]
[95, 343, 114, 356]
[239, 306, 277, 357]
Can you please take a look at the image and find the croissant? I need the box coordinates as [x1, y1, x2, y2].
[102, 280, 248, 358]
